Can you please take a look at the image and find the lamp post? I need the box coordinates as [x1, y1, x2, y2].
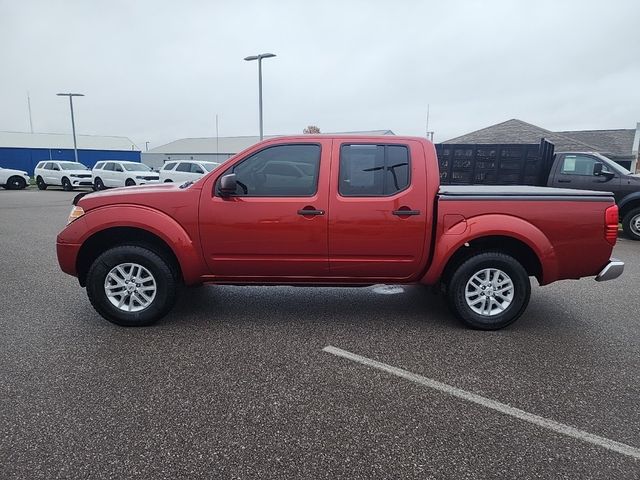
[56, 93, 84, 163]
[244, 53, 276, 140]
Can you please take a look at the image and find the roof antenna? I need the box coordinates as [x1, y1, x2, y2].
[215, 114, 219, 154]
[426, 104, 434, 142]
[27, 92, 34, 133]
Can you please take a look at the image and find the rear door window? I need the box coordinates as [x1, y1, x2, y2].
[176, 162, 192, 173]
[339, 144, 410, 196]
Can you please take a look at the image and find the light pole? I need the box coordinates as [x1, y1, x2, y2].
[56, 93, 84, 164]
[145, 141, 150, 152]
[244, 53, 276, 140]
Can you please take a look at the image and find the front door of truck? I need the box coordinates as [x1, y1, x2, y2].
[551, 154, 621, 195]
[199, 142, 330, 278]
[328, 141, 428, 279]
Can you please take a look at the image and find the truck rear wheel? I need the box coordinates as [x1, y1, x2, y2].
[446, 252, 531, 330]
[86, 245, 178, 326]
[622, 207, 640, 241]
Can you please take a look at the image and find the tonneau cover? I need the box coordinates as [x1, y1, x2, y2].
[438, 185, 613, 197]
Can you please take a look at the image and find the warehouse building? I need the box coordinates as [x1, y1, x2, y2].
[0, 131, 141, 175]
[142, 130, 394, 169]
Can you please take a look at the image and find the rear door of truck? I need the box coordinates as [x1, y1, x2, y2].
[327, 139, 429, 279]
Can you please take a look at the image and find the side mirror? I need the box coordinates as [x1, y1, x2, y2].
[218, 173, 237, 196]
[593, 163, 603, 176]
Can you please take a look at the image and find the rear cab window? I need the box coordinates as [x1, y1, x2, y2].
[339, 144, 410, 196]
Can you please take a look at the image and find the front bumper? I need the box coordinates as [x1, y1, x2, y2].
[71, 178, 93, 186]
[595, 258, 624, 282]
[56, 240, 81, 277]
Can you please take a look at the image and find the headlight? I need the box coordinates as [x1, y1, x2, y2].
[136, 176, 145, 179]
[70, 174, 79, 177]
[67, 206, 85, 225]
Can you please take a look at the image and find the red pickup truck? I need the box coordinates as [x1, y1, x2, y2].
[57, 136, 624, 330]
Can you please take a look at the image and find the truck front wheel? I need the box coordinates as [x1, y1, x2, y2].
[86, 245, 178, 326]
[622, 207, 640, 241]
[446, 252, 531, 330]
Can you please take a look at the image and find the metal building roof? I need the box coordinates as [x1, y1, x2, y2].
[0, 131, 140, 151]
[148, 130, 395, 155]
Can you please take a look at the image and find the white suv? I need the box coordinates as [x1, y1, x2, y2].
[159, 160, 220, 183]
[0, 167, 31, 190]
[34, 161, 93, 191]
[92, 161, 159, 189]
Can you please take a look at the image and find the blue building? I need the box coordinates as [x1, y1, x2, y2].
[0, 131, 141, 176]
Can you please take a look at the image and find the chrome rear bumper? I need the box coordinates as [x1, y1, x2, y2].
[595, 258, 624, 282]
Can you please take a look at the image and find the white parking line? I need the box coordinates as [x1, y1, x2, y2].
[322, 345, 640, 461]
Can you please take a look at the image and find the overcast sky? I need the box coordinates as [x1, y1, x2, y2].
[1, 0, 639, 149]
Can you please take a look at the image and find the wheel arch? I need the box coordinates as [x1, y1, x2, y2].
[422, 214, 559, 286]
[440, 236, 543, 286]
[70, 205, 206, 287]
[76, 227, 182, 287]
[618, 193, 640, 218]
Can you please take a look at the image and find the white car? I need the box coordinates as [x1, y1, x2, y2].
[34, 161, 93, 191]
[92, 161, 159, 189]
[159, 160, 220, 183]
[0, 167, 31, 190]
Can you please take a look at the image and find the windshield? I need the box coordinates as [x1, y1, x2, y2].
[59, 162, 88, 170]
[203, 163, 219, 172]
[122, 163, 152, 172]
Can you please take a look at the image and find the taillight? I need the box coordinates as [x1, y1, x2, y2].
[604, 205, 618, 246]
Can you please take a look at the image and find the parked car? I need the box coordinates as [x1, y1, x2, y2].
[159, 160, 220, 183]
[92, 161, 159, 189]
[0, 167, 31, 190]
[57, 135, 623, 330]
[436, 142, 640, 240]
[34, 161, 92, 191]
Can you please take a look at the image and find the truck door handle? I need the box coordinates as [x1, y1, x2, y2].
[393, 209, 421, 216]
[298, 208, 324, 216]
[557, 179, 571, 183]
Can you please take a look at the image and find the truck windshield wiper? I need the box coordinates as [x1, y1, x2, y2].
[179, 181, 194, 189]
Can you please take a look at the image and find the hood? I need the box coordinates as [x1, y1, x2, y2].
[76, 182, 199, 211]
[0, 167, 29, 176]
[66, 169, 92, 175]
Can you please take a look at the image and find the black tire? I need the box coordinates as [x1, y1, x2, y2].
[86, 245, 178, 327]
[6, 176, 27, 190]
[125, 178, 136, 187]
[446, 252, 531, 330]
[36, 176, 47, 190]
[164, 179, 173, 183]
[94, 177, 105, 190]
[62, 177, 73, 191]
[621, 207, 640, 241]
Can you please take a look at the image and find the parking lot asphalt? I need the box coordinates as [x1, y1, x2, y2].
[1, 188, 639, 479]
